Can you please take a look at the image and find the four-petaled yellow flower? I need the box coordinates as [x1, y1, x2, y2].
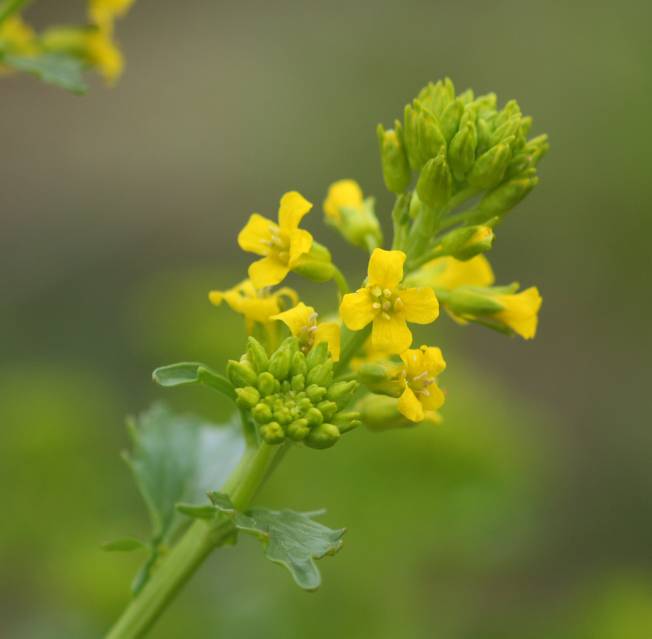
[209, 279, 298, 333]
[89, 0, 135, 31]
[272, 302, 340, 361]
[340, 248, 439, 353]
[323, 179, 363, 223]
[397, 346, 446, 422]
[238, 191, 314, 289]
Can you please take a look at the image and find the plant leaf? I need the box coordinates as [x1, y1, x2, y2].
[4, 53, 88, 94]
[120, 403, 245, 592]
[207, 492, 346, 591]
[152, 362, 236, 399]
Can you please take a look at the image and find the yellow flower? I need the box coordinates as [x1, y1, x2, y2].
[238, 191, 314, 289]
[340, 248, 439, 353]
[208, 279, 298, 333]
[410, 255, 495, 290]
[86, 27, 123, 83]
[493, 287, 542, 339]
[89, 0, 135, 30]
[0, 15, 38, 59]
[323, 180, 363, 223]
[272, 302, 340, 361]
[397, 345, 446, 422]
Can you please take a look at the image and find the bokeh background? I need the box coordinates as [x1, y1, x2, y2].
[2, 1, 651, 637]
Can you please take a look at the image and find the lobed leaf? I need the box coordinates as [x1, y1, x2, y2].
[4, 53, 88, 94]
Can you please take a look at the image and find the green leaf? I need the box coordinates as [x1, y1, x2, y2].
[121, 403, 245, 592]
[152, 362, 236, 400]
[101, 537, 146, 552]
[4, 53, 88, 94]
[207, 492, 346, 591]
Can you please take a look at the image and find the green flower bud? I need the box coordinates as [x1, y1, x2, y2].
[268, 339, 295, 381]
[475, 117, 493, 155]
[252, 402, 273, 424]
[273, 408, 292, 425]
[332, 411, 362, 434]
[357, 362, 404, 397]
[305, 423, 340, 449]
[291, 374, 305, 392]
[377, 123, 411, 193]
[290, 351, 307, 377]
[471, 92, 497, 115]
[490, 115, 521, 148]
[439, 98, 464, 142]
[449, 122, 477, 181]
[292, 256, 336, 283]
[306, 360, 333, 387]
[246, 337, 269, 373]
[226, 359, 258, 388]
[235, 386, 260, 409]
[356, 394, 438, 430]
[306, 341, 328, 369]
[257, 371, 277, 397]
[260, 422, 285, 445]
[438, 225, 495, 261]
[416, 149, 452, 211]
[468, 143, 512, 190]
[326, 380, 358, 408]
[493, 99, 521, 129]
[524, 134, 549, 165]
[297, 396, 313, 411]
[317, 400, 338, 421]
[466, 176, 539, 223]
[417, 78, 456, 117]
[305, 407, 324, 427]
[436, 287, 505, 315]
[287, 418, 310, 442]
[308, 240, 332, 263]
[403, 102, 446, 170]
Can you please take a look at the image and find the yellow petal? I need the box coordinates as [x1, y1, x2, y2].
[372, 315, 412, 353]
[420, 346, 446, 375]
[494, 287, 542, 339]
[208, 290, 224, 306]
[271, 302, 314, 337]
[239, 297, 281, 323]
[248, 256, 290, 289]
[367, 248, 406, 289]
[323, 179, 363, 222]
[275, 286, 300, 306]
[419, 382, 445, 411]
[423, 255, 495, 290]
[398, 387, 424, 422]
[399, 287, 440, 324]
[340, 289, 375, 330]
[238, 213, 275, 256]
[278, 191, 313, 230]
[314, 322, 341, 361]
[400, 348, 425, 378]
[288, 228, 313, 266]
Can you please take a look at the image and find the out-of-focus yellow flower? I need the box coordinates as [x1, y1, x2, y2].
[323, 180, 363, 223]
[397, 345, 446, 422]
[85, 27, 123, 83]
[208, 279, 298, 334]
[349, 336, 392, 371]
[409, 255, 495, 290]
[238, 191, 314, 289]
[0, 15, 38, 58]
[340, 248, 439, 353]
[272, 302, 340, 361]
[89, 0, 135, 31]
[493, 287, 542, 339]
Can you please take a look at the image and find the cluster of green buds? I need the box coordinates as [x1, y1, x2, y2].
[377, 77, 548, 266]
[227, 336, 361, 449]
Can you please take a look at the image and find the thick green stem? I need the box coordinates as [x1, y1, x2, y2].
[106, 443, 281, 639]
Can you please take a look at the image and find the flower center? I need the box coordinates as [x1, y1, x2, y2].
[369, 286, 404, 320]
[298, 312, 319, 353]
[262, 224, 291, 264]
[406, 369, 437, 397]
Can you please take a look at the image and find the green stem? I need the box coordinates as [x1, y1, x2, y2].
[335, 325, 371, 375]
[105, 443, 281, 639]
[331, 266, 350, 297]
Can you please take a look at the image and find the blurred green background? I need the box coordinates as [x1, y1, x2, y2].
[2, 1, 651, 637]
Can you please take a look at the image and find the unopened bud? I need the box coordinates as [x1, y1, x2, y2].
[416, 148, 452, 211]
[235, 386, 260, 409]
[260, 422, 285, 445]
[356, 394, 433, 430]
[437, 287, 505, 315]
[252, 402, 273, 424]
[466, 176, 538, 223]
[268, 345, 293, 381]
[306, 360, 333, 387]
[357, 362, 404, 397]
[439, 98, 464, 142]
[305, 407, 324, 427]
[404, 102, 446, 170]
[438, 225, 495, 260]
[246, 337, 269, 373]
[326, 380, 358, 407]
[287, 418, 310, 441]
[226, 359, 258, 388]
[305, 423, 340, 449]
[377, 124, 411, 193]
[468, 143, 512, 190]
[292, 256, 336, 283]
[306, 384, 327, 403]
[291, 374, 305, 392]
[448, 122, 477, 181]
[317, 400, 338, 421]
[306, 341, 328, 369]
[257, 371, 277, 396]
[332, 411, 362, 434]
[290, 351, 307, 376]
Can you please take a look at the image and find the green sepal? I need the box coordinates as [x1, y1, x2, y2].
[152, 362, 236, 400]
[207, 492, 346, 591]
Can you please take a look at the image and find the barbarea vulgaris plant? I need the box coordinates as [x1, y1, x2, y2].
[3, 20, 549, 631]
